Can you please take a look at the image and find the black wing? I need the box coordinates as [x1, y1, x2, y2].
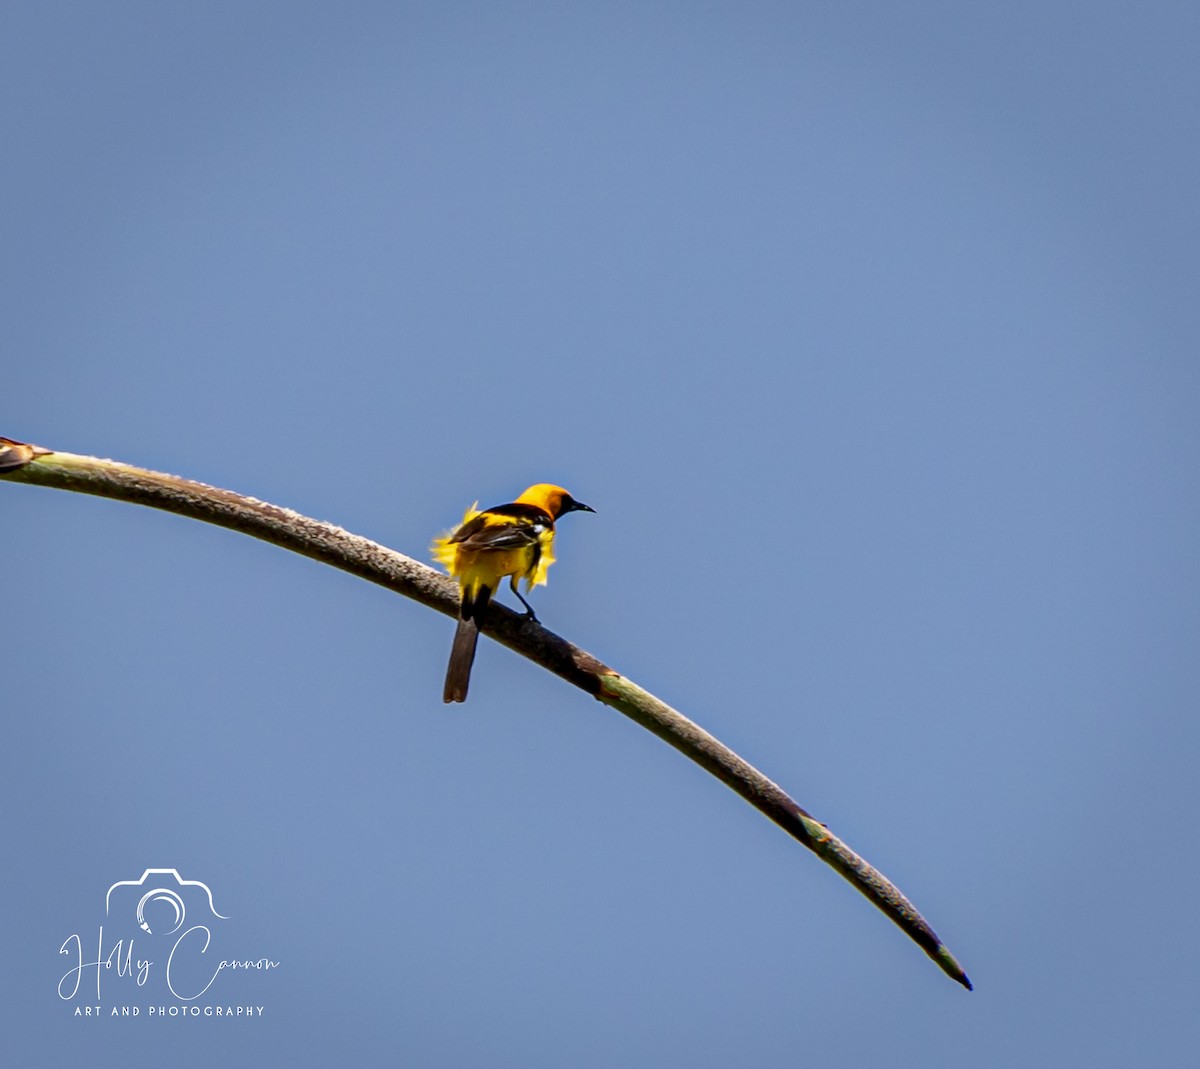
[450, 503, 552, 551]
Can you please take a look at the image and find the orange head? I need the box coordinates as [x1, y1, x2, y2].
[514, 484, 595, 519]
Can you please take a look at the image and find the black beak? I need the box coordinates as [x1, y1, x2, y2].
[563, 497, 595, 515]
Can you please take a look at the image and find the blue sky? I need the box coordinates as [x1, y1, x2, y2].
[3, 2, 1198, 1064]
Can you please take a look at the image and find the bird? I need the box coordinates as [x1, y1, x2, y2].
[432, 483, 594, 703]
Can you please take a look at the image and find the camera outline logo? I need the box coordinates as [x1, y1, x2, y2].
[105, 868, 229, 936]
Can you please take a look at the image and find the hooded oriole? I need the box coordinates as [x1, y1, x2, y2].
[432, 483, 594, 703]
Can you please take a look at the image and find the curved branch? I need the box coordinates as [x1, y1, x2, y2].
[0, 436, 971, 990]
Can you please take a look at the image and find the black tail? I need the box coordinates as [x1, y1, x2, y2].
[460, 583, 492, 623]
[443, 617, 480, 703]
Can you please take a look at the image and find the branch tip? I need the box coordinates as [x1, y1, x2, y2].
[0, 437, 53, 474]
